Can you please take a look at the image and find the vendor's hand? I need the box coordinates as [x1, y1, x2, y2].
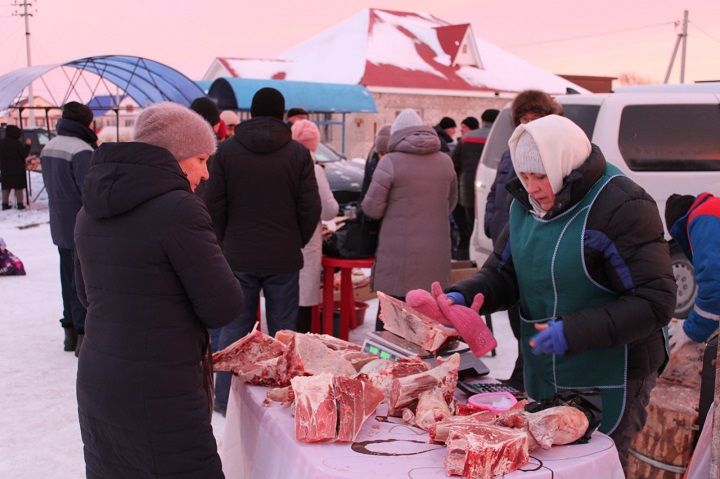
[668, 319, 693, 352]
[530, 320, 568, 355]
[320, 223, 334, 240]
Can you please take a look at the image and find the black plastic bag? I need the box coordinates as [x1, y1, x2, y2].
[524, 388, 603, 444]
[322, 209, 380, 259]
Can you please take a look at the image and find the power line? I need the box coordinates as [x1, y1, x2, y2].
[689, 20, 720, 45]
[504, 21, 675, 49]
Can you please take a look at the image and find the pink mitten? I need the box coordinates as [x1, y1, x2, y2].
[406, 287, 450, 325]
[436, 291, 497, 357]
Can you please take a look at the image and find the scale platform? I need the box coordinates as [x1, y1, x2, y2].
[362, 330, 490, 377]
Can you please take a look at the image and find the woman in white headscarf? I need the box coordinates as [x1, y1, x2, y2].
[444, 114, 675, 471]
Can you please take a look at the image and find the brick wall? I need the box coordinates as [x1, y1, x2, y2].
[323, 91, 511, 159]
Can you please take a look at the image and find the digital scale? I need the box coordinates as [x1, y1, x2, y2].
[362, 330, 490, 377]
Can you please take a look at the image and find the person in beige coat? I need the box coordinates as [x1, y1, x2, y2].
[362, 108, 457, 330]
[291, 119, 339, 332]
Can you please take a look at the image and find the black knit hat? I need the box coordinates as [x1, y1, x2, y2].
[62, 102, 93, 126]
[461, 116, 479, 130]
[481, 109, 500, 123]
[665, 194, 696, 230]
[438, 116, 456, 129]
[190, 97, 221, 126]
[250, 88, 285, 119]
[287, 107, 308, 118]
[5, 124, 21, 139]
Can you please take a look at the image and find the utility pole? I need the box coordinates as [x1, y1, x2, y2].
[13, 0, 35, 126]
[664, 10, 689, 84]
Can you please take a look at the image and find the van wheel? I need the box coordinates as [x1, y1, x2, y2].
[670, 243, 695, 319]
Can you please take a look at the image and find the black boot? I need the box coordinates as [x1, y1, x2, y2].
[1, 203, 10, 211]
[75, 334, 84, 358]
[63, 328, 78, 352]
[16, 203, 25, 210]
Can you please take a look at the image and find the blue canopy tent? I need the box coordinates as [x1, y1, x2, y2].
[208, 77, 377, 153]
[0, 55, 205, 128]
[0, 55, 205, 203]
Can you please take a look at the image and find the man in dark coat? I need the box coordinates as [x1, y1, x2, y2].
[40, 102, 97, 354]
[75, 102, 243, 479]
[0, 125, 30, 209]
[451, 109, 498, 259]
[204, 87, 321, 413]
[433, 116, 457, 153]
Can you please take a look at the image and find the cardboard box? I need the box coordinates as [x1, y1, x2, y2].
[320, 284, 376, 303]
[450, 260, 478, 284]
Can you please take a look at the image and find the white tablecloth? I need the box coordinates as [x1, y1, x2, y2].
[221, 378, 624, 479]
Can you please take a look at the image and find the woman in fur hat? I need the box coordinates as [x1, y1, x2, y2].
[291, 119, 339, 331]
[74, 102, 244, 479]
[445, 114, 676, 471]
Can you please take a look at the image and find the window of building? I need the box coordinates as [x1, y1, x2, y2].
[619, 104, 720, 171]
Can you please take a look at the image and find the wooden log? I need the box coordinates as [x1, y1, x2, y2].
[627, 342, 706, 479]
[627, 382, 700, 479]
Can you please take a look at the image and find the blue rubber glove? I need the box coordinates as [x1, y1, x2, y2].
[446, 292, 466, 306]
[531, 320, 568, 355]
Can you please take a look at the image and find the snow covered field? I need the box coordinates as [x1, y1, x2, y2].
[0, 178, 515, 478]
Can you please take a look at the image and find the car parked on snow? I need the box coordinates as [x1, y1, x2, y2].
[470, 83, 720, 318]
[315, 142, 364, 211]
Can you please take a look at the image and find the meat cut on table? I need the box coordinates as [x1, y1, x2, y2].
[377, 292, 458, 353]
[445, 424, 530, 479]
[290, 373, 384, 443]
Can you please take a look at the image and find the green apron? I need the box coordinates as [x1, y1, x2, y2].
[509, 163, 626, 434]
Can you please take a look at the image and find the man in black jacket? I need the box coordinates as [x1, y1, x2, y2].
[40, 102, 97, 355]
[205, 87, 321, 412]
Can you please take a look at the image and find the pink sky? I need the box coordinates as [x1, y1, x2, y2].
[0, 0, 717, 85]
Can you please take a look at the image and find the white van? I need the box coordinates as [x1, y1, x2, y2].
[470, 83, 720, 317]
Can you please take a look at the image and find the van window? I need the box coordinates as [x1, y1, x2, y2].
[562, 105, 600, 139]
[619, 104, 720, 171]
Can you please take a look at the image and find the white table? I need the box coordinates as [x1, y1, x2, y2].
[221, 378, 624, 479]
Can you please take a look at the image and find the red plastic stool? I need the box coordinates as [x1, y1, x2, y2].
[320, 256, 375, 340]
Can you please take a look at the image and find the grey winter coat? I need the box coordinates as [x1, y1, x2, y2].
[362, 125, 457, 296]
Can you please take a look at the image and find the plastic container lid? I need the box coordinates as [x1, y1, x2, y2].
[467, 392, 518, 413]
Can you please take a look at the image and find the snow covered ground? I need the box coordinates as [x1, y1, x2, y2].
[0, 175, 516, 478]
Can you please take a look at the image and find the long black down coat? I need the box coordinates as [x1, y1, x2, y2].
[74, 142, 243, 479]
[449, 147, 676, 380]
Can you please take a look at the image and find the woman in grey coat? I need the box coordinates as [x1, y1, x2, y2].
[362, 109, 457, 330]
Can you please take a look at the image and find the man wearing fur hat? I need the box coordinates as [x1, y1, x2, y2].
[40, 101, 98, 355]
[204, 87, 321, 414]
[445, 115, 675, 470]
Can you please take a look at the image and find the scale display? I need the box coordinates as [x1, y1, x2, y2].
[362, 330, 490, 376]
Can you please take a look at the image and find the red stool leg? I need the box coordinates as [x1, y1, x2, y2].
[339, 267, 354, 340]
[322, 263, 335, 335]
[310, 305, 320, 333]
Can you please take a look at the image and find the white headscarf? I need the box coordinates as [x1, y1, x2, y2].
[508, 114, 591, 209]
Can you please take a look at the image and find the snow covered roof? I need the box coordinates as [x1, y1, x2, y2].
[205, 8, 586, 95]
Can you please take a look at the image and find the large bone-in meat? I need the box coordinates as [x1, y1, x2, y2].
[414, 387, 453, 431]
[389, 353, 460, 413]
[291, 374, 338, 443]
[212, 328, 286, 372]
[284, 333, 357, 378]
[445, 425, 530, 479]
[291, 373, 384, 443]
[377, 292, 457, 353]
[334, 375, 384, 442]
[525, 405, 589, 449]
